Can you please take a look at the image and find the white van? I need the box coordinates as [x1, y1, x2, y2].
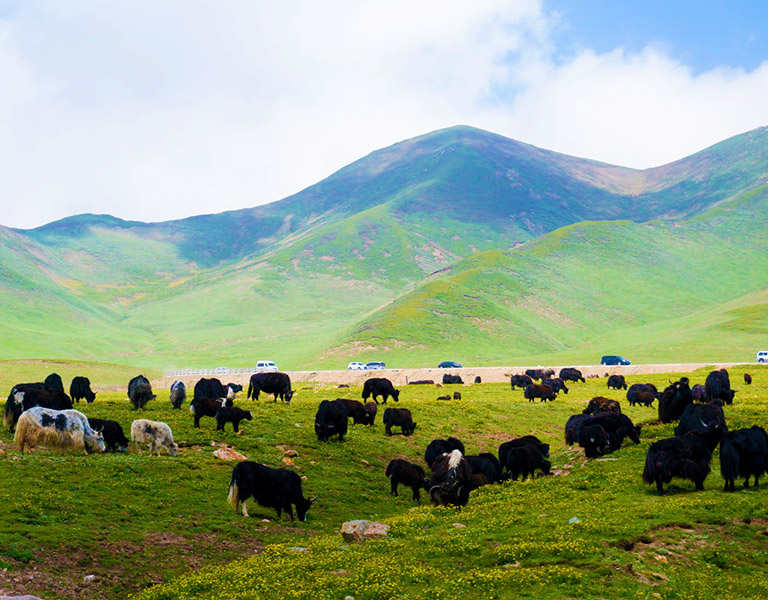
[256, 360, 278, 372]
[756, 351, 768, 363]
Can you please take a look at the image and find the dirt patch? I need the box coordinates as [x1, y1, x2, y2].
[0, 531, 265, 600]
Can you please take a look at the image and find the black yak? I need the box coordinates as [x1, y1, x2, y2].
[228, 461, 314, 520]
[583, 397, 621, 415]
[428, 449, 473, 506]
[128, 375, 155, 410]
[466, 453, 503, 485]
[607, 375, 627, 390]
[559, 368, 585, 383]
[215, 406, 253, 433]
[315, 399, 348, 442]
[510, 374, 533, 390]
[674, 402, 727, 451]
[87, 418, 129, 452]
[720, 426, 768, 492]
[70, 376, 96, 403]
[525, 368, 554, 381]
[565, 414, 591, 446]
[385, 459, 428, 504]
[362, 378, 400, 404]
[744, 373, 753, 385]
[247, 372, 294, 403]
[190, 396, 233, 428]
[170, 380, 186, 409]
[658, 378, 693, 423]
[505, 445, 551, 480]
[424, 437, 465, 468]
[705, 369, 735, 406]
[524, 383, 556, 402]
[498, 436, 550, 467]
[627, 383, 658, 407]
[542, 377, 569, 395]
[335, 399, 375, 425]
[642, 431, 719, 494]
[579, 424, 609, 458]
[442, 374, 463, 385]
[383, 408, 416, 436]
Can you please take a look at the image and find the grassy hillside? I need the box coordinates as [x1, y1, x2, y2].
[0, 367, 765, 599]
[3, 126, 768, 369]
[323, 185, 768, 367]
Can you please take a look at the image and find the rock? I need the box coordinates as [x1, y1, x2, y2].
[340, 520, 389, 542]
[360, 459, 370, 466]
[283, 449, 299, 457]
[282, 457, 295, 466]
[301, 475, 308, 482]
[1, 596, 46, 600]
[452, 523, 466, 528]
[84, 574, 96, 582]
[568, 517, 581, 525]
[213, 448, 248, 461]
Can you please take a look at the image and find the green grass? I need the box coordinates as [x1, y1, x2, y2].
[2, 365, 768, 599]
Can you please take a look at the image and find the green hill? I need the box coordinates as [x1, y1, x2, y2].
[2, 125, 768, 368]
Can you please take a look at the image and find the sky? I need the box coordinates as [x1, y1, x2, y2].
[1, 1, 768, 228]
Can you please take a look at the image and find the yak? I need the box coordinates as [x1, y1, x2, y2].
[215, 406, 253, 433]
[607, 375, 627, 390]
[190, 396, 233, 428]
[510, 374, 533, 390]
[642, 431, 718, 494]
[87, 418, 129, 452]
[228, 461, 315, 520]
[425, 437, 465, 468]
[69, 376, 96, 403]
[442, 374, 463, 385]
[382, 408, 416, 436]
[247, 372, 294, 403]
[579, 424, 609, 458]
[131, 419, 178, 456]
[505, 445, 551, 480]
[466, 453, 503, 485]
[559, 368, 585, 383]
[385, 459, 428, 504]
[720, 426, 768, 492]
[524, 383, 556, 402]
[542, 377, 569, 395]
[658, 378, 693, 423]
[315, 399, 348, 442]
[170, 380, 187, 409]
[674, 402, 727, 451]
[705, 369, 735, 406]
[583, 397, 621, 415]
[428, 449, 473, 506]
[15, 407, 105, 455]
[335, 399, 375, 425]
[362, 378, 400, 404]
[128, 375, 155, 410]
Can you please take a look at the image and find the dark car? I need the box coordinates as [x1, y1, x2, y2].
[600, 355, 631, 366]
[438, 361, 462, 368]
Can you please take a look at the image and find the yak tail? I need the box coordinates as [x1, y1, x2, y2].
[227, 481, 239, 508]
[3, 400, 14, 429]
[642, 451, 662, 485]
[719, 436, 739, 481]
[247, 380, 254, 400]
[189, 400, 196, 414]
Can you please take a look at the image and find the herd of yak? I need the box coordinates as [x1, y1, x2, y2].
[2, 365, 767, 522]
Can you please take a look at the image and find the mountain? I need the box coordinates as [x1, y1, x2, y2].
[3, 125, 768, 368]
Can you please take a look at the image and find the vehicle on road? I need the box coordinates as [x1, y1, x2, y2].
[437, 361, 462, 368]
[600, 355, 630, 366]
[347, 362, 366, 370]
[256, 360, 278, 372]
[757, 350, 768, 363]
[365, 361, 386, 370]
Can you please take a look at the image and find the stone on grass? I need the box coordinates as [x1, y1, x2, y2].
[341, 520, 389, 542]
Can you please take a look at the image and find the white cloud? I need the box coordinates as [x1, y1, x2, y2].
[0, 1, 767, 228]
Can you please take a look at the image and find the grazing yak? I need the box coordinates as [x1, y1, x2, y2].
[383, 408, 416, 436]
[335, 399, 375, 425]
[364, 402, 378, 426]
[128, 375, 155, 410]
[315, 400, 348, 442]
[4, 387, 73, 431]
[579, 424, 609, 458]
[87, 418, 129, 452]
[705, 369, 735, 406]
[525, 368, 554, 381]
[691, 384, 707, 402]
[658, 378, 693, 423]
[510, 374, 533, 390]
[505, 445, 551, 480]
[190, 396, 233, 428]
[15, 407, 105, 455]
[247, 372, 295, 403]
[674, 402, 727, 448]
[228, 461, 315, 520]
[565, 414, 594, 446]
[194, 377, 238, 401]
[642, 431, 719, 494]
[428, 449, 473, 506]
[69, 376, 96, 403]
[44, 373, 65, 393]
[607, 375, 627, 390]
[386, 459, 428, 504]
[524, 383, 556, 402]
[170, 380, 187, 409]
[542, 377, 569, 395]
[720, 426, 768, 492]
[559, 368, 585, 383]
[442, 374, 463, 385]
[627, 383, 658, 407]
[130, 419, 178, 456]
[408, 380, 434, 385]
[583, 412, 641, 451]
[424, 437, 465, 468]
[498, 436, 550, 467]
[744, 373, 753, 385]
[362, 377, 400, 405]
[466, 453, 504, 485]
[215, 406, 253, 433]
[583, 397, 621, 415]
[474, 376, 482, 384]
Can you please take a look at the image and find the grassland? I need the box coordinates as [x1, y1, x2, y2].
[1, 364, 767, 599]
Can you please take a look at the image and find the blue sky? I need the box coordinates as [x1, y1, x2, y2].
[1, 1, 767, 228]
[549, 1, 768, 73]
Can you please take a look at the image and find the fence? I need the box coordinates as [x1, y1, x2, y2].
[164, 368, 257, 377]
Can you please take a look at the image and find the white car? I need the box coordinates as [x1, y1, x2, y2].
[347, 362, 366, 370]
[757, 350, 768, 363]
[256, 360, 278, 372]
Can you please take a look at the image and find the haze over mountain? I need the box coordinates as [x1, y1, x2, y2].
[3, 125, 768, 368]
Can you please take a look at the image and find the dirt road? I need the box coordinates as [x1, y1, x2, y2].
[154, 362, 748, 390]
